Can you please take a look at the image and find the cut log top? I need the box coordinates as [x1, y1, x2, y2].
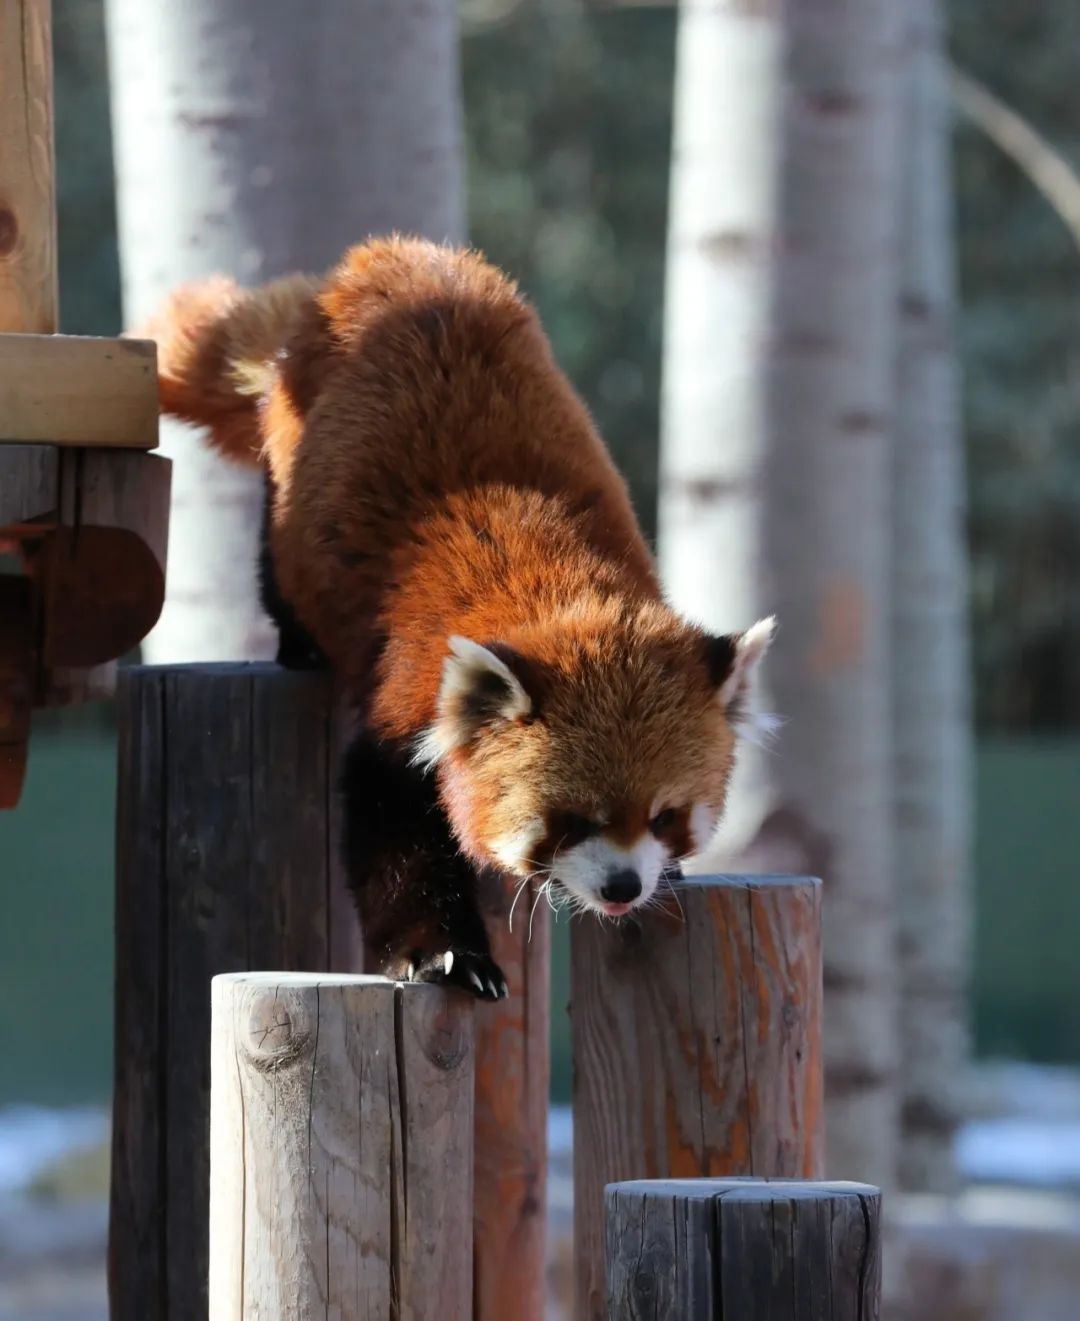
[607, 1177, 877, 1201]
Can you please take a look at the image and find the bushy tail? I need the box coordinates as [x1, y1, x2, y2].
[139, 272, 320, 466]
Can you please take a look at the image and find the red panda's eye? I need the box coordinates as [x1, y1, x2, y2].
[650, 808, 678, 835]
[558, 812, 600, 846]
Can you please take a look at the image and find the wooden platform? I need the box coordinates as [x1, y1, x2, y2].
[0, 334, 159, 448]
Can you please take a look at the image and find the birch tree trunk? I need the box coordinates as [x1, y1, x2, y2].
[105, 0, 464, 661]
[659, 0, 782, 856]
[670, 1, 907, 1188]
[893, 0, 971, 1195]
[757, 0, 905, 1191]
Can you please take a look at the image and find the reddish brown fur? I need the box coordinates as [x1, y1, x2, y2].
[152, 237, 741, 874]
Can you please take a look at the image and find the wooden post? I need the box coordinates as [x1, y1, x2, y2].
[572, 875, 824, 1321]
[473, 893, 549, 1321]
[209, 972, 474, 1320]
[605, 1178, 881, 1319]
[0, 0, 57, 335]
[109, 664, 359, 1320]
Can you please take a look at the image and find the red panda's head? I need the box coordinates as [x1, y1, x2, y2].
[415, 603, 775, 918]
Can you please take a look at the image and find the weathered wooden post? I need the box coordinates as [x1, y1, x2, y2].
[572, 875, 824, 1320]
[110, 662, 551, 1320]
[209, 972, 474, 1319]
[109, 664, 356, 1319]
[473, 904, 550, 1321]
[605, 1179, 881, 1320]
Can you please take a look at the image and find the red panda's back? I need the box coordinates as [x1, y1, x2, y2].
[268, 238, 658, 686]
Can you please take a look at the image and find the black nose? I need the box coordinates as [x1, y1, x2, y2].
[601, 869, 642, 904]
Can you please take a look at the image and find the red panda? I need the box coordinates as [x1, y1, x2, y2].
[147, 236, 774, 999]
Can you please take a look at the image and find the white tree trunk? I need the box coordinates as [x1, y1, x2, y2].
[672, 1, 907, 1187]
[893, 0, 971, 1195]
[758, 0, 906, 1191]
[659, 1, 782, 856]
[105, 0, 465, 662]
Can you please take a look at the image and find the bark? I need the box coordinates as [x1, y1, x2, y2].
[658, 0, 782, 855]
[757, 0, 906, 1191]
[105, 0, 465, 661]
[894, 0, 971, 1194]
[671, 1, 908, 1187]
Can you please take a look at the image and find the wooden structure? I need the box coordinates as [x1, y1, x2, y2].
[109, 663, 550, 1321]
[474, 893, 550, 1320]
[0, 0, 169, 806]
[209, 972, 474, 1318]
[605, 1178, 881, 1319]
[572, 876, 824, 1320]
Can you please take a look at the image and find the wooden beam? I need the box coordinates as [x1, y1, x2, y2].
[0, 335, 158, 448]
[109, 665, 362, 1320]
[605, 1179, 882, 1319]
[473, 887, 549, 1321]
[0, 0, 57, 334]
[571, 875, 824, 1321]
[209, 973, 474, 1320]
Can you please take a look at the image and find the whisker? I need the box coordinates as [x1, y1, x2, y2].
[527, 881, 548, 944]
[508, 872, 534, 933]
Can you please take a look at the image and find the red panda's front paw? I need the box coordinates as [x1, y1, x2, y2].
[407, 948, 509, 1002]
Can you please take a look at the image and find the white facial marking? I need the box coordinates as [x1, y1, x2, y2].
[690, 802, 720, 853]
[551, 834, 669, 914]
[489, 819, 545, 873]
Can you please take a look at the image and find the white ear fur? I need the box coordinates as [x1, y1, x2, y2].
[719, 616, 779, 745]
[412, 636, 532, 768]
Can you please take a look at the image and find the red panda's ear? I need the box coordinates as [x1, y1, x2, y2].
[418, 637, 534, 765]
[706, 617, 777, 741]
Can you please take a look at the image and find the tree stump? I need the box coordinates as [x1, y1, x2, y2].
[209, 972, 474, 1320]
[605, 1178, 881, 1320]
[572, 875, 824, 1320]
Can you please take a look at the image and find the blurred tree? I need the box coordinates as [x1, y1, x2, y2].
[462, 1, 675, 540]
[671, 0, 908, 1188]
[104, 0, 465, 661]
[893, 0, 971, 1194]
[951, 0, 1080, 733]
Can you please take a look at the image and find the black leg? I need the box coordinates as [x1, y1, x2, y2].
[339, 728, 507, 1000]
[259, 476, 328, 670]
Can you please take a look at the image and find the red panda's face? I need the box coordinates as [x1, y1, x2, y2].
[416, 612, 775, 918]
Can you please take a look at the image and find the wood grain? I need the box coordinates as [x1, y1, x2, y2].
[0, 444, 57, 528]
[605, 1178, 881, 1320]
[40, 449, 170, 703]
[0, 0, 57, 334]
[109, 664, 362, 1321]
[572, 875, 824, 1321]
[0, 335, 158, 447]
[209, 973, 473, 1320]
[473, 885, 550, 1321]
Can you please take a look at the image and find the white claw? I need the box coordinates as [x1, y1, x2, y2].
[443, 950, 455, 976]
[498, 981, 509, 999]
[406, 962, 416, 981]
[468, 970, 484, 994]
[485, 979, 498, 999]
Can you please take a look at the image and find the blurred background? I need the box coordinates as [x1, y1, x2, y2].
[2, 0, 1079, 1317]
